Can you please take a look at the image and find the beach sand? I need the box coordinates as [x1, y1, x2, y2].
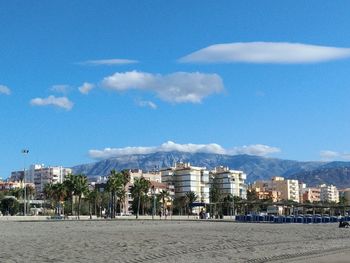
[0, 219, 349, 262]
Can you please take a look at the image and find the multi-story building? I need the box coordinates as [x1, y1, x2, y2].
[210, 166, 247, 199]
[301, 187, 321, 203]
[160, 162, 210, 205]
[271, 176, 300, 203]
[33, 165, 72, 196]
[320, 184, 339, 203]
[9, 170, 24, 182]
[26, 164, 44, 183]
[251, 180, 281, 202]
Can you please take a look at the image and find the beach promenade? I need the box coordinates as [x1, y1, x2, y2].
[0, 219, 349, 262]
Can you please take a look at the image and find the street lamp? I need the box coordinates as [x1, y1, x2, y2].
[21, 149, 29, 216]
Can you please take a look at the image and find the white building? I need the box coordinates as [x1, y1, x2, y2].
[320, 184, 339, 203]
[26, 164, 44, 183]
[160, 162, 210, 204]
[210, 166, 247, 199]
[34, 165, 72, 196]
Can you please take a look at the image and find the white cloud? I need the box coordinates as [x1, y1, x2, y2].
[229, 144, 281, 156]
[78, 82, 95, 95]
[0, 85, 11, 95]
[320, 150, 350, 161]
[101, 71, 224, 103]
[88, 141, 280, 160]
[30, 95, 73, 110]
[51, 84, 71, 94]
[137, 100, 157, 109]
[179, 42, 350, 64]
[80, 59, 138, 66]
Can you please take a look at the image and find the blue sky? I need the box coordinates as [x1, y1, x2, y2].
[1, 1, 350, 177]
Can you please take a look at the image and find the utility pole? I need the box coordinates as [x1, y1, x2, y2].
[22, 149, 29, 216]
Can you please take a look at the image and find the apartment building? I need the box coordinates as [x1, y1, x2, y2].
[210, 166, 247, 199]
[301, 187, 321, 203]
[251, 180, 281, 202]
[9, 170, 24, 182]
[271, 176, 299, 202]
[33, 165, 72, 196]
[320, 184, 339, 203]
[160, 162, 210, 204]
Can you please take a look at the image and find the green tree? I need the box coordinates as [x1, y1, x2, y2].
[131, 177, 150, 219]
[106, 170, 125, 218]
[87, 188, 99, 219]
[63, 173, 76, 216]
[158, 190, 170, 217]
[73, 174, 89, 219]
[210, 177, 222, 217]
[0, 197, 19, 215]
[223, 194, 235, 216]
[173, 196, 187, 215]
[185, 191, 198, 215]
[116, 188, 127, 214]
[53, 183, 67, 215]
[43, 183, 55, 213]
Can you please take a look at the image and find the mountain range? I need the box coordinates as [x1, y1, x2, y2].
[72, 151, 350, 188]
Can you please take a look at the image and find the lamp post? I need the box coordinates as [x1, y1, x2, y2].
[21, 149, 29, 216]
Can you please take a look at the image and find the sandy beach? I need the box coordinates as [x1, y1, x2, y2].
[0, 219, 350, 262]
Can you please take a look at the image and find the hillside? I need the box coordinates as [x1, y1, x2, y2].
[72, 151, 334, 184]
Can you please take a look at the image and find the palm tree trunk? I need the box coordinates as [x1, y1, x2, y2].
[71, 194, 74, 216]
[78, 196, 81, 220]
[137, 194, 141, 219]
[115, 195, 118, 217]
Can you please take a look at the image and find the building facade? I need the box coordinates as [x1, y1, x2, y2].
[160, 162, 210, 204]
[271, 176, 300, 202]
[33, 165, 72, 196]
[301, 187, 321, 203]
[320, 184, 339, 203]
[210, 166, 247, 199]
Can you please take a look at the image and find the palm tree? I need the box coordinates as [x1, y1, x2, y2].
[131, 177, 150, 219]
[52, 183, 66, 215]
[158, 190, 170, 217]
[185, 191, 198, 216]
[25, 185, 36, 200]
[173, 196, 187, 215]
[73, 174, 89, 219]
[223, 194, 234, 216]
[87, 189, 99, 219]
[210, 177, 222, 217]
[43, 183, 55, 213]
[64, 173, 76, 216]
[106, 170, 125, 218]
[116, 188, 127, 215]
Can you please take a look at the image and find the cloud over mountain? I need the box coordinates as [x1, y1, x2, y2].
[320, 150, 350, 161]
[179, 42, 350, 64]
[88, 141, 280, 160]
[101, 71, 224, 103]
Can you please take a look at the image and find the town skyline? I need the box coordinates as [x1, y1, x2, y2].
[1, 1, 350, 178]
